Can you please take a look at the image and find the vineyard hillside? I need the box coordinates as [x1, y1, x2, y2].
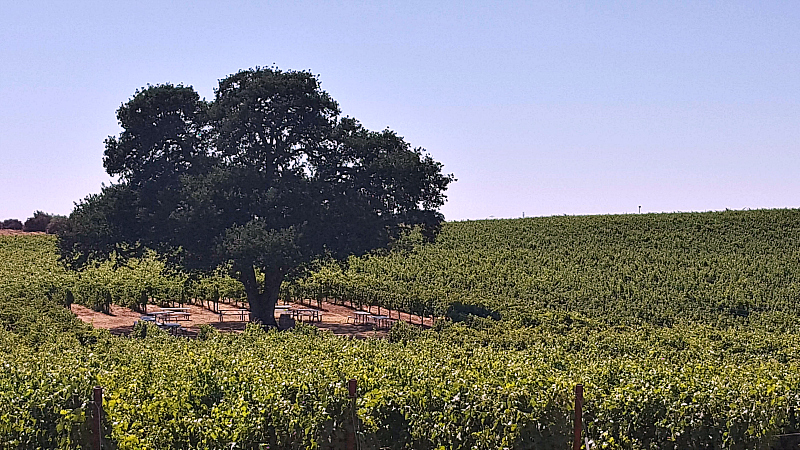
[4, 211, 800, 448]
[305, 208, 800, 327]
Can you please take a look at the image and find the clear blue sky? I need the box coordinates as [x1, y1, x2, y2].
[1, 1, 798, 221]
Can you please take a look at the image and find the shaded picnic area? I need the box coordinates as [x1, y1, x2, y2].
[72, 298, 433, 339]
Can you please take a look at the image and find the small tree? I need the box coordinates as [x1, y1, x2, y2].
[2, 219, 23, 230]
[45, 216, 70, 235]
[59, 67, 454, 326]
[23, 211, 53, 232]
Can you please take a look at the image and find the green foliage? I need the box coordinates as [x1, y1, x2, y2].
[387, 319, 422, 343]
[3, 311, 800, 449]
[130, 320, 167, 339]
[387, 226, 427, 254]
[45, 215, 71, 235]
[302, 209, 800, 327]
[73, 250, 187, 309]
[23, 210, 53, 232]
[0, 234, 243, 313]
[0, 233, 75, 300]
[221, 222, 302, 274]
[5, 211, 800, 448]
[197, 323, 217, 340]
[445, 301, 502, 322]
[0, 292, 96, 348]
[1, 218, 23, 230]
[103, 83, 210, 186]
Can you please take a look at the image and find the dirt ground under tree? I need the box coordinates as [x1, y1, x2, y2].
[72, 300, 432, 339]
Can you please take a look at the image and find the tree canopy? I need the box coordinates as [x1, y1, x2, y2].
[59, 67, 454, 325]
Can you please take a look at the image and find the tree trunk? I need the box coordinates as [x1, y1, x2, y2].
[240, 265, 283, 327]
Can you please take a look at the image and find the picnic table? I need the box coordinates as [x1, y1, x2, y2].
[369, 314, 392, 329]
[145, 309, 190, 322]
[218, 309, 249, 322]
[347, 310, 372, 325]
[146, 311, 173, 323]
[159, 308, 191, 321]
[291, 308, 322, 322]
[138, 315, 157, 324]
[159, 322, 182, 335]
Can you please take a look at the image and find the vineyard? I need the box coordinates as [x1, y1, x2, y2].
[2, 209, 800, 448]
[0, 234, 244, 313]
[294, 208, 800, 328]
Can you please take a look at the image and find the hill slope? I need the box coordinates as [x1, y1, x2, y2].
[4, 217, 800, 447]
[305, 209, 800, 326]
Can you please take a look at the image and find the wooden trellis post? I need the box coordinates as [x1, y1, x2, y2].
[91, 386, 103, 450]
[574, 384, 583, 450]
[347, 379, 358, 450]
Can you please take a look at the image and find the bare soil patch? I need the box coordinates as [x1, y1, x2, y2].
[0, 230, 44, 236]
[72, 303, 240, 337]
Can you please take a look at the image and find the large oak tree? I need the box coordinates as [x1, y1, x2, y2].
[59, 67, 454, 326]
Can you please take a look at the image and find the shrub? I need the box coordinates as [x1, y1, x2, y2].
[1, 219, 23, 230]
[197, 323, 217, 340]
[388, 319, 422, 342]
[45, 215, 70, 235]
[23, 211, 53, 232]
[130, 320, 167, 338]
[445, 301, 501, 322]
